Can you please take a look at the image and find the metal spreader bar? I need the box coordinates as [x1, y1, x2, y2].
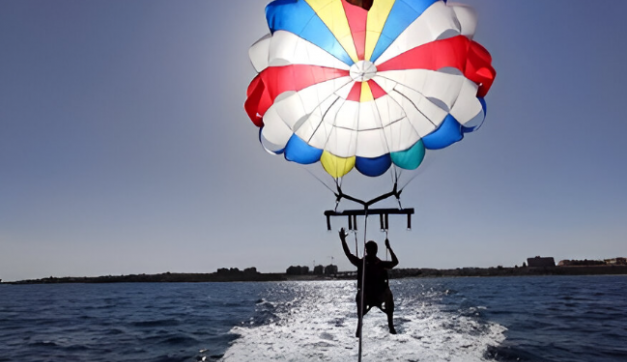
[325, 208, 414, 231]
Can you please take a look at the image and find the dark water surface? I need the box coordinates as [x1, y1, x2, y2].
[0, 283, 260, 362]
[0, 276, 625, 361]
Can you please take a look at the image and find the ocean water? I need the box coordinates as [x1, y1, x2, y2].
[0, 276, 626, 362]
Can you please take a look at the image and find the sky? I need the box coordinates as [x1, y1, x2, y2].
[1, 0, 626, 282]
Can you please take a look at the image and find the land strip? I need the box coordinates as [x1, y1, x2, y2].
[4, 266, 627, 284]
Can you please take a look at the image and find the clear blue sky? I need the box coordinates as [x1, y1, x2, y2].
[1, 0, 626, 282]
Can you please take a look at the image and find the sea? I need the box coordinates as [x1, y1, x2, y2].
[0, 276, 626, 362]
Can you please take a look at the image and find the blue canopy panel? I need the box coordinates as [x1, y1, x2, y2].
[422, 114, 463, 150]
[265, 0, 354, 66]
[355, 154, 392, 177]
[390, 139, 426, 170]
[284, 134, 323, 164]
[370, 0, 439, 62]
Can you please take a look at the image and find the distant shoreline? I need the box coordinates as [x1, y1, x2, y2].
[3, 265, 627, 285]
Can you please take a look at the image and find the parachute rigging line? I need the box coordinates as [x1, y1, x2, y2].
[385, 229, 390, 261]
[354, 229, 359, 258]
[358, 207, 369, 362]
[299, 165, 337, 195]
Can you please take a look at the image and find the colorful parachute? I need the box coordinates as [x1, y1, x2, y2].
[245, 0, 495, 179]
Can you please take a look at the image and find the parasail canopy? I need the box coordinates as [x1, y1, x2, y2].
[245, 0, 495, 179]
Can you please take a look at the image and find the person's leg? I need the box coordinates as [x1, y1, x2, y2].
[384, 288, 396, 334]
[355, 291, 373, 337]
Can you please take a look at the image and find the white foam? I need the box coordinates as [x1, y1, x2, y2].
[220, 281, 506, 362]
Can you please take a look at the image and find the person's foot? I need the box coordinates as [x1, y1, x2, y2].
[389, 327, 397, 334]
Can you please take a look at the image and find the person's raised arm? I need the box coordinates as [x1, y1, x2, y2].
[384, 238, 399, 268]
[339, 228, 360, 267]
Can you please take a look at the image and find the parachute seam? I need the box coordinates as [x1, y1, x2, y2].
[368, 87, 395, 162]
[373, 1, 461, 65]
[382, 87, 427, 142]
[305, 95, 342, 143]
[366, 0, 399, 63]
[392, 88, 439, 130]
[330, 117, 404, 132]
[302, 0, 355, 66]
[303, 78, 354, 172]
[373, 94, 401, 185]
[368, 90, 403, 188]
[299, 76, 353, 144]
[266, 77, 351, 138]
[378, 70, 460, 115]
[370, 79, 425, 167]
[317, 91, 355, 161]
[339, 0, 363, 62]
[271, 31, 352, 70]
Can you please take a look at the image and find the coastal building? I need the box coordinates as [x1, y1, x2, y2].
[324, 264, 338, 275]
[217, 267, 241, 275]
[527, 256, 556, 267]
[286, 265, 310, 275]
[605, 257, 627, 265]
[311, 265, 338, 275]
[243, 267, 258, 275]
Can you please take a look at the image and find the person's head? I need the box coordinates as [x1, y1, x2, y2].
[365, 241, 378, 256]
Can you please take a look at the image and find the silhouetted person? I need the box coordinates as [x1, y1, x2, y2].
[340, 228, 398, 337]
[346, 0, 374, 11]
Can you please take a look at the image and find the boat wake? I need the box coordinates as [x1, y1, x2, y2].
[221, 281, 505, 362]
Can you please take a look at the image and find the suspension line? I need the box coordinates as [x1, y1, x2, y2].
[358, 207, 368, 362]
